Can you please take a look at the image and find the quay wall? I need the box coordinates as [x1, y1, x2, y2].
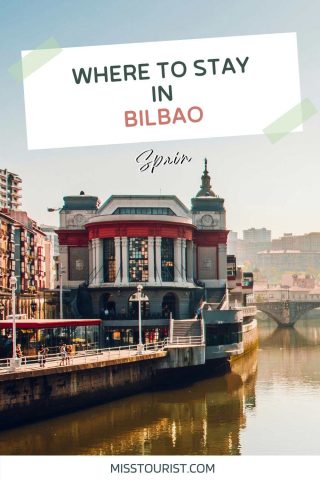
[0, 346, 205, 429]
[243, 319, 259, 353]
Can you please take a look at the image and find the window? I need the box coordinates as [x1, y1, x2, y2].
[113, 207, 175, 216]
[206, 323, 242, 346]
[103, 239, 116, 282]
[69, 247, 89, 281]
[161, 238, 174, 281]
[129, 238, 148, 282]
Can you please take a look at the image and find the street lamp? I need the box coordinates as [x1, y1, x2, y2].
[47, 206, 65, 319]
[9, 276, 17, 370]
[59, 263, 65, 319]
[47, 207, 61, 212]
[137, 284, 144, 354]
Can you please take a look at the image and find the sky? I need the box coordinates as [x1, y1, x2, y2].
[0, 0, 319, 238]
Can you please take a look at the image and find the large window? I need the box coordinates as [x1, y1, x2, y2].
[161, 238, 174, 281]
[103, 239, 116, 282]
[129, 238, 148, 282]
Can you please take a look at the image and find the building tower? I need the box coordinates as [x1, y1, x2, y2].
[191, 159, 228, 291]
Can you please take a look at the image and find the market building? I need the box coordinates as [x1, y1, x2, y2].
[56, 160, 229, 346]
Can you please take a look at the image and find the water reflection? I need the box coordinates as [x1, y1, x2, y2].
[240, 317, 320, 455]
[257, 318, 320, 386]
[1, 317, 320, 455]
[0, 350, 257, 455]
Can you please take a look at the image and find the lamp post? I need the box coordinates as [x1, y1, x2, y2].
[9, 276, 17, 370]
[59, 263, 64, 319]
[137, 284, 144, 354]
[47, 206, 64, 318]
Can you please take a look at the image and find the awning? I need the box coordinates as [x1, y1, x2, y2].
[0, 319, 101, 329]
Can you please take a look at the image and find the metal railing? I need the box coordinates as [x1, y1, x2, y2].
[0, 338, 169, 373]
[0, 334, 207, 373]
[169, 335, 204, 346]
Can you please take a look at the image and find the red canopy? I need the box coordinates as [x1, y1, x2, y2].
[0, 319, 101, 329]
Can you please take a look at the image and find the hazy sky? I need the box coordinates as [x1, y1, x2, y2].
[0, 0, 319, 238]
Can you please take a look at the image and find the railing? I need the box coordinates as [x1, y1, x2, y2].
[0, 334, 208, 373]
[217, 294, 227, 310]
[102, 312, 171, 320]
[241, 306, 257, 317]
[0, 339, 169, 373]
[169, 335, 204, 346]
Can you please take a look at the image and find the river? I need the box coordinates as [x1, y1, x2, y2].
[1, 317, 320, 455]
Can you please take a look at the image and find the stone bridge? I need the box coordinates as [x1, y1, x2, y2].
[251, 300, 320, 327]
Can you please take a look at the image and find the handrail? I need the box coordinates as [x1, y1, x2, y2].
[0, 335, 206, 372]
[0, 338, 169, 373]
[169, 335, 204, 345]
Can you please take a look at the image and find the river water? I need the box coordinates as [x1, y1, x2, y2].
[1, 317, 320, 455]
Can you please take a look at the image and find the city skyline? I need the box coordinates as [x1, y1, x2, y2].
[1, 0, 320, 237]
[3, 162, 320, 241]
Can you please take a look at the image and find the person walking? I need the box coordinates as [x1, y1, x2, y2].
[38, 345, 47, 367]
[66, 344, 72, 365]
[59, 344, 67, 366]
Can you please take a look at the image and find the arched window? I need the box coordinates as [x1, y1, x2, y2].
[162, 292, 177, 318]
[100, 293, 116, 319]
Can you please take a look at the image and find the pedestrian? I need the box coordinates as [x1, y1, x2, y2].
[59, 344, 67, 366]
[16, 344, 23, 358]
[66, 344, 72, 365]
[38, 345, 47, 367]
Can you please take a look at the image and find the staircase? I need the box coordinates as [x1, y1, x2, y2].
[170, 319, 204, 345]
[205, 287, 225, 304]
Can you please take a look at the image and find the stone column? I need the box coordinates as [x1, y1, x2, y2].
[88, 241, 93, 284]
[91, 239, 97, 285]
[181, 238, 187, 281]
[148, 237, 155, 284]
[218, 243, 227, 281]
[115, 237, 122, 285]
[174, 238, 182, 282]
[121, 237, 128, 284]
[96, 238, 104, 284]
[186, 240, 194, 282]
[155, 237, 162, 284]
[193, 243, 197, 281]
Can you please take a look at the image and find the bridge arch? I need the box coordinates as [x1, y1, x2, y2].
[253, 300, 320, 327]
[255, 307, 287, 327]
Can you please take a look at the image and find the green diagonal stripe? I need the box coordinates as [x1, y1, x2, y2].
[9, 37, 62, 82]
[263, 98, 317, 144]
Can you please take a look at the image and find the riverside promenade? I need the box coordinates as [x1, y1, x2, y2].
[0, 342, 166, 377]
[0, 339, 205, 429]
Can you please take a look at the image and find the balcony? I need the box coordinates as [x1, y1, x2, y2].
[12, 180, 22, 188]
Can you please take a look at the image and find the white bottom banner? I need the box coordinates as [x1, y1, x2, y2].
[0, 456, 317, 480]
